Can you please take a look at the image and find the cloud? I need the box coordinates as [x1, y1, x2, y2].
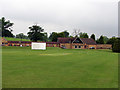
[0, 0, 118, 38]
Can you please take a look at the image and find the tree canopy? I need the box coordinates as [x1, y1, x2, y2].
[90, 34, 95, 40]
[0, 17, 14, 37]
[107, 37, 117, 44]
[49, 32, 58, 42]
[49, 31, 69, 42]
[103, 36, 109, 44]
[96, 35, 104, 44]
[27, 24, 44, 42]
[62, 31, 69, 37]
[79, 32, 89, 38]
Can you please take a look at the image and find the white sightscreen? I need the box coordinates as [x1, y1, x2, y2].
[31, 42, 46, 50]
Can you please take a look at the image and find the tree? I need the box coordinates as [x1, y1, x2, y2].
[49, 31, 69, 42]
[57, 32, 65, 38]
[107, 37, 117, 48]
[90, 34, 95, 40]
[62, 31, 69, 37]
[103, 36, 109, 44]
[99, 35, 104, 44]
[96, 39, 99, 44]
[50, 32, 58, 42]
[42, 32, 48, 42]
[79, 32, 89, 38]
[72, 29, 80, 37]
[112, 39, 120, 53]
[49, 32, 53, 41]
[58, 31, 69, 38]
[27, 24, 44, 42]
[107, 37, 117, 44]
[0, 17, 14, 37]
[16, 33, 28, 41]
[69, 35, 73, 38]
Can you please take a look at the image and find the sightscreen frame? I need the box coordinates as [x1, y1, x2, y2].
[31, 42, 46, 50]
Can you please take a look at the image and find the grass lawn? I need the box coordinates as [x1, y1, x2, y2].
[3, 37, 30, 41]
[2, 47, 118, 88]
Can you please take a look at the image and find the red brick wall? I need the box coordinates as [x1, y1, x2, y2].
[96, 44, 112, 49]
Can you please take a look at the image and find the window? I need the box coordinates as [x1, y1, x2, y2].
[75, 45, 77, 48]
[79, 46, 81, 48]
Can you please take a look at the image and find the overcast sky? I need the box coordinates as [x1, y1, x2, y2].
[0, 0, 119, 38]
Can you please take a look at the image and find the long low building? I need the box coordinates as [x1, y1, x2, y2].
[0, 37, 60, 47]
[0, 37, 112, 49]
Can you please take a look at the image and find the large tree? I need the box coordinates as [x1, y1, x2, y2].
[90, 34, 95, 40]
[62, 31, 69, 37]
[107, 37, 117, 44]
[27, 24, 44, 42]
[98, 35, 104, 44]
[0, 17, 14, 37]
[107, 37, 117, 48]
[49, 32, 58, 42]
[79, 32, 89, 38]
[49, 31, 69, 42]
[57, 32, 65, 38]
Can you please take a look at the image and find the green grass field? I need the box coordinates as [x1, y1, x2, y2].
[3, 37, 30, 41]
[2, 47, 118, 88]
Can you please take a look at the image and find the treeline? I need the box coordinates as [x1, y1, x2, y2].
[0, 17, 120, 52]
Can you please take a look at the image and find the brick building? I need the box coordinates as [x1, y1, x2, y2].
[0, 37, 60, 47]
[58, 37, 97, 49]
[0, 37, 112, 49]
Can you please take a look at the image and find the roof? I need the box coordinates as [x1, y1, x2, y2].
[58, 37, 96, 45]
[46, 42, 60, 44]
[6, 37, 96, 45]
[7, 41, 59, 44]
[37, 41, 60, 44]
[21, 41, 31, 43]
[8, 41, 19, 43]
[57, 37, 76, 43]
[80, 38, 96, 45]
[8, 41, 31, 43]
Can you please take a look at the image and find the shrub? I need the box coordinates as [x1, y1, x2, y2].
[112, 39, 120, 53]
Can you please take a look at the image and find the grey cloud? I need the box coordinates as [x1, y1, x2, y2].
[0, 0, 118, 38]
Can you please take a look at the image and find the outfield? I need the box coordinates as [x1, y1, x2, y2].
[2, 47, 118, 88]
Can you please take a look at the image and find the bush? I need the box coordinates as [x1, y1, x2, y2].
[112, 39, 120, 53]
